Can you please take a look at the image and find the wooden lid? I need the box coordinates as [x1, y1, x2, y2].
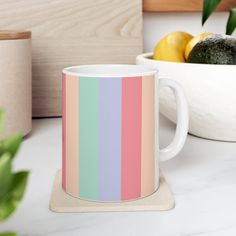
[0, 31, 31, 40]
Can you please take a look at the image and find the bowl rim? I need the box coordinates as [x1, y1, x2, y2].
[137, 52, 236, 68]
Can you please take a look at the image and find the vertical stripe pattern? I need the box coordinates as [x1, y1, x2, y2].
[121, 77, 142, 200]
[99, 78, 122, 201]
[63, 74, 157, 202]
[65, 75, 79, 196]
[79, 77, 99, 200]
[141, 75, 155, 197]
[62, 74, 66, 190]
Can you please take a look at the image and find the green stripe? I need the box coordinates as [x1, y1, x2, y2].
[79, 77, 99, 200]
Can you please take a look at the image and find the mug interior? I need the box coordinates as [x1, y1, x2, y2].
[63, 64, 157, 77]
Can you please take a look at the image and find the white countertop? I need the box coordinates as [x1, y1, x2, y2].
[1, 116, 236, 236]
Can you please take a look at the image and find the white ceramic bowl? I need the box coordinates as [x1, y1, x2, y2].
[136, 52, 236, 141]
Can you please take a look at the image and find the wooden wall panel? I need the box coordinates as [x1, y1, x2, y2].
[143, 0, 236, 12]
[0, 0, 143, 117]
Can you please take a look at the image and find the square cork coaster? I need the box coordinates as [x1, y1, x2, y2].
[49, 170, 175, 212]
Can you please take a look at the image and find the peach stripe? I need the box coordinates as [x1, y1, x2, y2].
[141, 75, 155, 197]
[66, 75, 79, 196]
[62, 74, 66, 190]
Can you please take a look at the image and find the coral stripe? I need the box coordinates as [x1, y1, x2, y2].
[121, 77, 142, 200]
[65, 75, 79, 196]
[141, 75, 155, 197]
[62, 74, 66, 190]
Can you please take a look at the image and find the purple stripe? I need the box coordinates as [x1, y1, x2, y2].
[99, 78, 121, 201]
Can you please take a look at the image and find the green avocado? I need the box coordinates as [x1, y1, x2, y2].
[187, 34, 236, 65]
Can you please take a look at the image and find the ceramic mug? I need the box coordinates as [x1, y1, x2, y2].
[62, 64, 189, 202]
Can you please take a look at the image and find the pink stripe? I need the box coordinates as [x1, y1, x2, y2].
[62, 73, 66, 190]
[121, 77, 142, 200]
[65, 75, 79, 196]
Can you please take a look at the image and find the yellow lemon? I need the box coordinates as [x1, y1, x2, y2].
[153, 31, 193, 62]
[185, 32, 213, 60]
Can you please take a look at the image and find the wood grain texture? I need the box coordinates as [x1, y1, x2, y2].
[0, 31, 31, 40]
[143, 0, 236, 12]
[0, 0, 142, 117]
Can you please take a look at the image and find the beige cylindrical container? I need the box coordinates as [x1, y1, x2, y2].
[0, 31, 32, 138]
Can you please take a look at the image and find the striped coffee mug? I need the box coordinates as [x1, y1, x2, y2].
[62, 64, 189, 202]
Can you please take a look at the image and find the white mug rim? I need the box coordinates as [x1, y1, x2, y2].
[63, 64, 158, 78]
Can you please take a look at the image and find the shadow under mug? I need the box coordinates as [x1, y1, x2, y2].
[62, 64, 189, 202]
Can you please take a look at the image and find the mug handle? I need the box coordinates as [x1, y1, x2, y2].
[158, 78, 189, 162]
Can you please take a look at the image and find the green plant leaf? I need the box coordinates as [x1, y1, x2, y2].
[202, 0, 221, 25]
[226, 7, 236, 35]
[0, 134, 23, 159]
[0, 171, 29, 222]
[0, 154, 12, 198]
[0, 232, 18, 236]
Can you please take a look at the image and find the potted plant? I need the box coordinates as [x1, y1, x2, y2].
[0, 110, 29, 236]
